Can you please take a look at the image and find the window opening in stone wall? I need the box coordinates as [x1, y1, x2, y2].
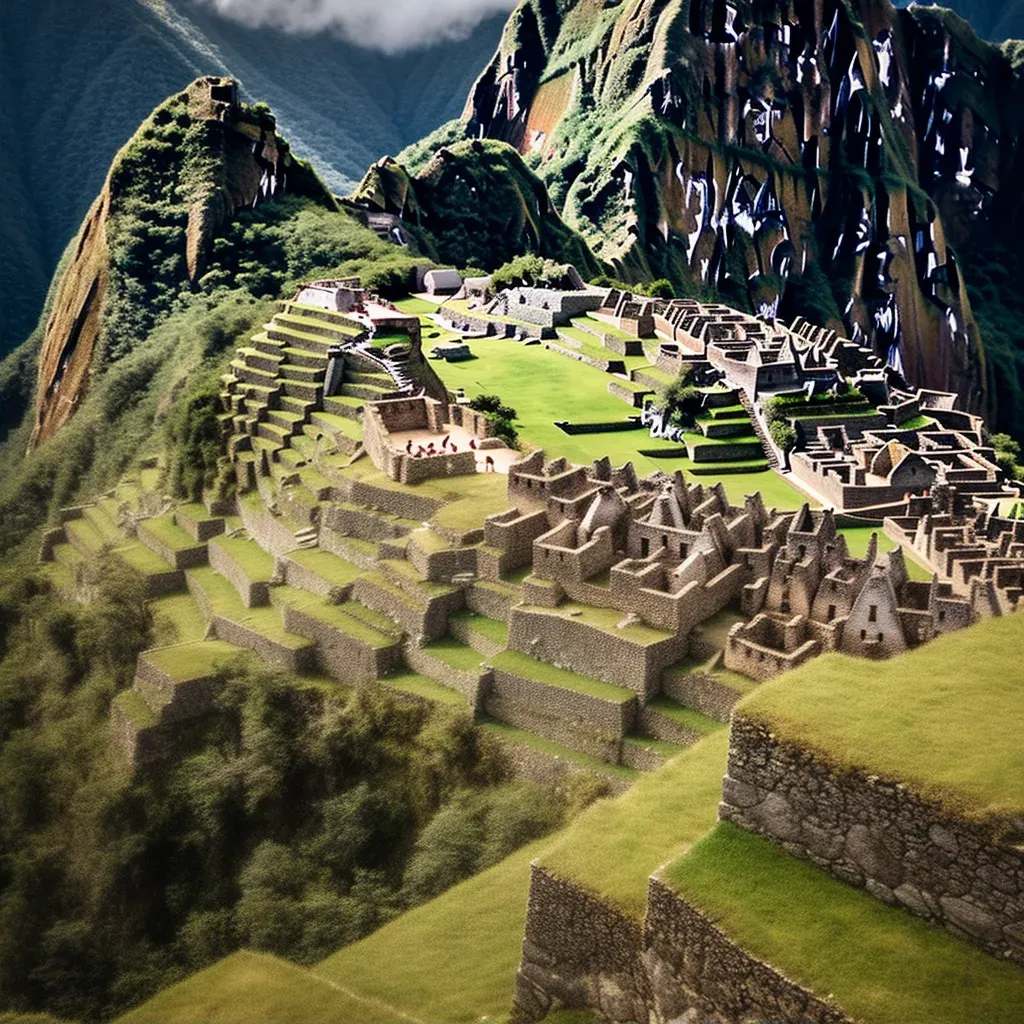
[828, 604, 836, 621]
[869, 604, 878, 623]
[641, 538, 649, 557]
[860, 629, 867, 640]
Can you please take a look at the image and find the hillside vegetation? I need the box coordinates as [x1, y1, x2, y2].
[0, 0, 503, 358]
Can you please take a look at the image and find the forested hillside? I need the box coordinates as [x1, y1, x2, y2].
[0, 0, 504, 357]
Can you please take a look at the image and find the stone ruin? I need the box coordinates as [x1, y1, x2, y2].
[491, 451, 986, 685]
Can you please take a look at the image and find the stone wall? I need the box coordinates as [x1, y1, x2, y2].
[133, 652, 219, 726]
[510, 860, 856, 1024]
[279, 603, 401, 683]
[211, 613, 314, 674]
[513, 866, 649, 1024]
[662, 668, 742, 723]
[208, 539, 269, 608]
[238, 494, 304, 556]
[508, 607, 687, 699]
[404, 644, 488, 708]
[489, 665, 636, 742]
[643, 876, 853, 1024]
[279, 554, 352, 602]
[721, 715, 1024, 964]
[487, 736, 630, 797]
[407, 535, 478, 583]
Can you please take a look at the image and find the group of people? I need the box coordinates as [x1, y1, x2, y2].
[405, 433, 482, 458]
[403, 433, 495, 471]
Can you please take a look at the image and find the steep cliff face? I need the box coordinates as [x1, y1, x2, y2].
[32, 77, 333, 445]
[350, 139, 602, 277]
[454, 0, 1024, 422]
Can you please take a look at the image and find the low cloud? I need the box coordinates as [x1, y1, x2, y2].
[193, 0, 518, 53]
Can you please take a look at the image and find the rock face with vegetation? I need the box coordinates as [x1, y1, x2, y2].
[351, 139, 602, 278]
[31, 77, 333, 446]
[403, 0, 1024, 433]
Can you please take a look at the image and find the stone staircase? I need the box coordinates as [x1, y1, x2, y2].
[738, 391, 782, 470]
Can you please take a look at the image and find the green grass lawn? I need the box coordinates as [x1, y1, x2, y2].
[144, 640, 245, 683]
[116, 951, 408, 1024]
[151, 593, 208, 645]
[430, 337, 697, 471]
[666, 824, 1024, 1024]
[539, 731, 729, 918]
[740, 613, 1024, 819]
[393, 296, 440, 315]
[316, 838, 551, 1023]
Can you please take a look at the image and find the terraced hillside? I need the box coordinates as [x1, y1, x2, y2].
[41, 300, 763, 793]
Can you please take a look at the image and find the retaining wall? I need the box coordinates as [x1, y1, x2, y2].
[278, 604, 401, 684]
[508, 608, 687, 699]
[721, 715, 1024, 964]
[208, 540, 269, 608]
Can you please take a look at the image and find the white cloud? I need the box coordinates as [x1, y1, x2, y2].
[193, 0, 518, 53]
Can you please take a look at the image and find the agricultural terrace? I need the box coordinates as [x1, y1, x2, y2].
[739, 613, 1024, 820]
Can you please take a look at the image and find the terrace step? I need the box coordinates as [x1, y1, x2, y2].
[65, 516, 108, 557]
[270, 587, 403, 685]
[283, 302, 365, 334]
[207, 534, 275, 608]
[186, 567, 315, 673]
[281, 346, 329, 370]
[280, 362, 323, 385]
[138, 516, 209, 571]
[281, 378, 323, 403]
[380, 671, 467, 708]
[480, 718, 638, 794]
[447, 609, 509, 658]
[266, 408, 306, 432]
[638, 697, 724, 747]
[339, 381, 393, 402]
[484, 650, 638, 763]
[323, 394, 365, 421]
[404, 639, 488, 705]
[173, 503, 226, 543]
[279, 547, 363, 601]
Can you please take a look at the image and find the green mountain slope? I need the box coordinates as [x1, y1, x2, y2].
[393, 0, 1024, 435]
[0, 0, 504, 357]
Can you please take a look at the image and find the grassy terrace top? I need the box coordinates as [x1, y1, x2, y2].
[145, 640, 244, 683]
[116, 950, 406, 1024]
[740, 613, 1024, 821]
[666, 824, 1024, 1024]
[539, 731, 729, 918]
[518, 601, 673, 646]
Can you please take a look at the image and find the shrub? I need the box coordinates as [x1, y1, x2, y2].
[769, 420, 798, 451]
[469, 394, 520, 448]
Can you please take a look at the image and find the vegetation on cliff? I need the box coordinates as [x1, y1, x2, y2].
[0, 553, 575, 1021]
[351, 140, 602, 278]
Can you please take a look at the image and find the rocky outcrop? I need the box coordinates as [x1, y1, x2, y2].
[447, 0, 1024, 425]
[348, 139, 601, 278]
[31, 77, 334, 445]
